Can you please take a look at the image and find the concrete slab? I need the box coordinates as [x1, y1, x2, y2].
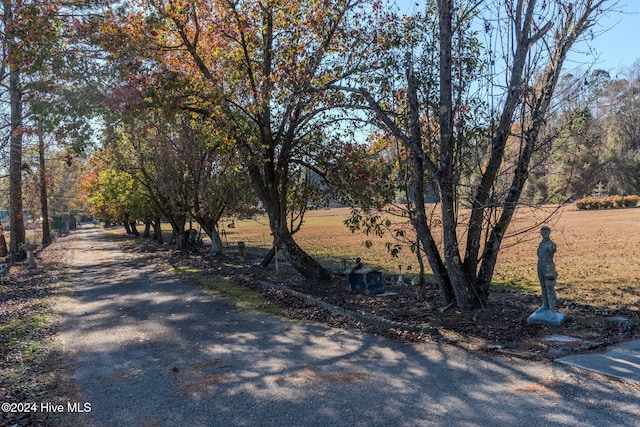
[555, 339, 640, 384]
[527, 307, 567, 325]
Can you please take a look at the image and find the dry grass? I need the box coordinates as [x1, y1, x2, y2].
[219, 205, 640, 309]
[221, 208, 420, 272]
[497, 207, 640, 284]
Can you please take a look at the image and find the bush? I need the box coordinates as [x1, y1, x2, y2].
[623, 194, 640, 207]
[612, 195, 624, 208]
[601, 197, 614, 208]
[575, 194, 640, 210]
[575, 197, 593, 210]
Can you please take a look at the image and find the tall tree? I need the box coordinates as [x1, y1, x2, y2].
[344, 0, 610, 309]
[600, 69, 640, 194]
[90, 0, 376, 279]
[529, 65, 640, 201]
[78, 157, 148, 230]
[2, 0, 68, 251]
[2, 0, 26, 253]
[521, 70, 611, 203]
[37, 131, 51, 243]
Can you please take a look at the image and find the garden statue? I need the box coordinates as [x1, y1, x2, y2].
[20, 242, 39, 269]
[527, 226, 567, 326]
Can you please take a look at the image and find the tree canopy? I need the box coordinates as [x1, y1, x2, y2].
[2, 0, 635, 310]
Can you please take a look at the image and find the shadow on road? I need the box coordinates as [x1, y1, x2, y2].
[56, 225, 639, 427]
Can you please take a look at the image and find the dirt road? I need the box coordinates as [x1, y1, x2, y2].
[56, 225, 639, 426]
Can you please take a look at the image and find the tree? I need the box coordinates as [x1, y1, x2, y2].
[521, 70, 610, 203]
[343, 0, 610, 309]
[21, 129, 54, 244]
[42, 147, 86, 234]
[96, 96, 253, 252]
[187, 134, 257, 256]
[2, 0, 27, 253]
[78, 157, 148, 230]
[547, 105, 605, 200]
[102, 113, 194, 246]
[71, 3, 256, 252]
[530, 65, 640, 200]
[2, 0, 87, 250]
[37, 131, 51, 243]
[91, 0, 377, 279]
[599, 67, 640, 194]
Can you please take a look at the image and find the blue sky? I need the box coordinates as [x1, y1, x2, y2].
[570, 2, 640, 75]
[393, 1, 640, 76]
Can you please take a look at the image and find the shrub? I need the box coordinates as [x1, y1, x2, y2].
[575, 198, 588, 210]
[576, 196, 601, 209]
[612, 195, 624, 208]
[575, 194, 640, 210]
[623, 195, 640, 207]
[601, 197, 614, 208]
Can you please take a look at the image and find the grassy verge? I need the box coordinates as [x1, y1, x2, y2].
[1, 311, 52, 357]
[172, 265, 286, 317]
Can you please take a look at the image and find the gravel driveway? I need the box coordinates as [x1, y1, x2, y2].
[56, 225, 640, 427]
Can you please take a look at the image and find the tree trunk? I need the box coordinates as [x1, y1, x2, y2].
[280, 230, 330, 279]
[7, 5, 25, 253]
[209, 228, 223, 256]
[436, 0, 483, 310]
[123, 220, 132, 235]
[153, 218, 164, 244]
[246, 157, 330, 280]
[63, 214, 71, 235]
[462, 1, 534, 289]
[143, 220, 152, 238]
[192, 213, 224, 257]
[0, 222, 7, 257]
[270, 213, 329, 279]
[260, 242, 276, 268]
[174, 230, 186, 249]
[169, 218, 187, 250]
[257, 196, 329, 279]
[405, 54, 455, 306]
[38, 133, 52, 246]
[130, 221, 140, 237]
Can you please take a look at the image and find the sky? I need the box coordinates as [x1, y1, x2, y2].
[571, 2, 640, 76]
[393, 1, 640, 77]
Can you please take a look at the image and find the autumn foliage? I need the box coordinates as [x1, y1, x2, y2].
[574, 195, 640, 210]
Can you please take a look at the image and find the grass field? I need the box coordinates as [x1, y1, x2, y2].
[217, 205, 640, 307]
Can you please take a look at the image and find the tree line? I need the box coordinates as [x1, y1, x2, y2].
[2, 0, 634, 310]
